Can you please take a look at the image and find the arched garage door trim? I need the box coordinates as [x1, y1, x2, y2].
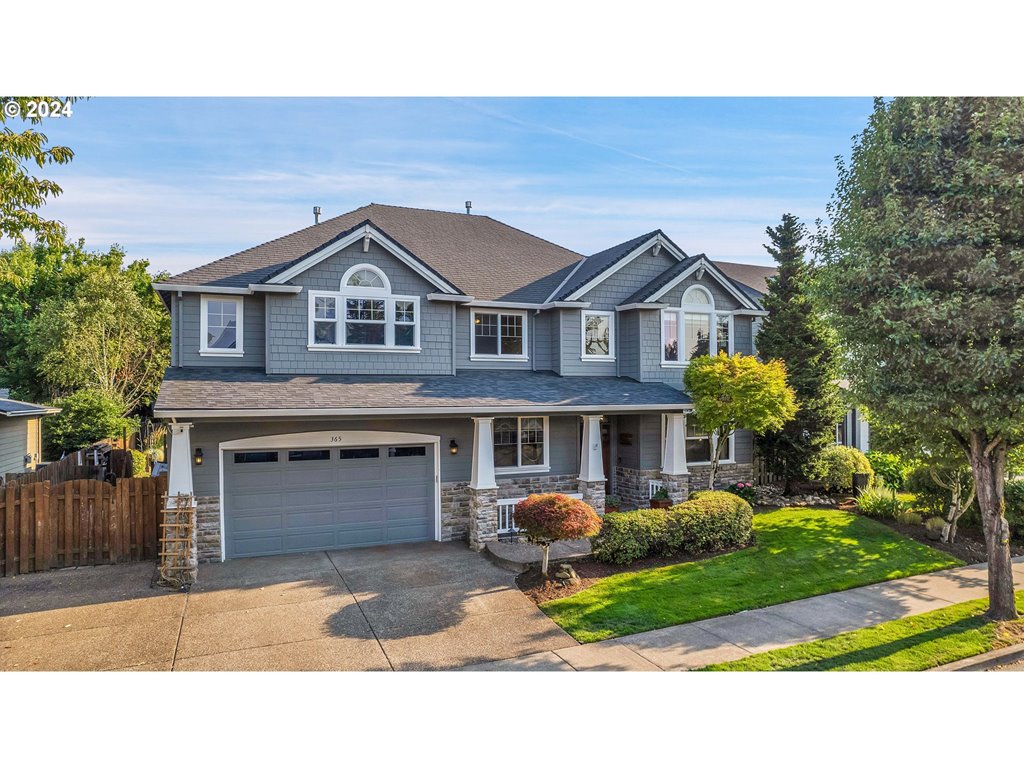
[218, 430, 441, 561]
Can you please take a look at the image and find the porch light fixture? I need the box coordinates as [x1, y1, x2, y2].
[194, 447, 204, 466]
[449, 439, 459, 456]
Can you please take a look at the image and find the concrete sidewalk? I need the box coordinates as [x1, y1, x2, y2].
[460, 556, 1024, 671]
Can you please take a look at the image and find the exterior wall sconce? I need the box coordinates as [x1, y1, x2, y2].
[695, 264, 706, 281]
[194, 447, 204, 466]
[449, 439, 459, 456]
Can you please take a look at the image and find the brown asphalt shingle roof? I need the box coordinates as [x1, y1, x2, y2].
[168, 204, 584, 303]
[711, 261, 777, 297]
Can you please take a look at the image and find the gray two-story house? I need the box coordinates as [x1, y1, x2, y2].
[154, 204, 766, 562]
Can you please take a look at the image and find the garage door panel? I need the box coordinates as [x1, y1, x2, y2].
[225, 443, 434, 558]
[337, 464, 387, 482]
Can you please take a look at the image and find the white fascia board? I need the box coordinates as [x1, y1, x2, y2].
[265, 224, 459, 294]
[154, 403, 692, 419]
[3, 407, 61, 418]
[465, 300, 592, 310]
[427, 293, 474, 303]
[616, 302, 669, 311]
[563, 233, 686, 302]
[646, 257, 761, 311]
[153, 283, 252, 295]
[545, 301, 591, 308]
[249, 284, 303, 294]
[542, 258, 588, 303]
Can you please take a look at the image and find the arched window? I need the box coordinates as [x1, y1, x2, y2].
[662, 284, 732, 364]
[309, 264, 418, 351]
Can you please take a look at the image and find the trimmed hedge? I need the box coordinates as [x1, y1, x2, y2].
[592, 491, 753, 565]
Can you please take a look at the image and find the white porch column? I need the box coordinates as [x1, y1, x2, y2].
[662, 412, 688, 476]
[579, 415, 605, 482]
[167, 422, 195, 500]
[469, 417, 497, 490]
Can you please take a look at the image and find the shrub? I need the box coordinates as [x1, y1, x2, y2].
[725, 481, 756, 506]
[866, 451, 907, 490]
[604, 495, 621, 509]
[894, 510, 923, 526]
[513, 493, 602, 575]
[130, 449, 149, 477]
[664, 491, 753, 553]
[592, 492, 754, 564]
[856, 485, 904, 518]
[591, 509, 668, 565]
[904, 464, 949, 516]
[1005, 480, 1024, 541]
[809, 445, 873, 492]
[925, 516, 946, 534]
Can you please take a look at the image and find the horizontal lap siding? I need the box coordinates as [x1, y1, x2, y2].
[0, 419, 29, 476]
[187, 415, 582, 497]
[266, 241, 453, 375]
[178, 293, 266, 368]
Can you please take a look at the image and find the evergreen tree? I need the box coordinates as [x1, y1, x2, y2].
[754, 214, 846, 492]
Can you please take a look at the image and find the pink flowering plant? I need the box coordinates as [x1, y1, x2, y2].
[725, 481, 756, 506]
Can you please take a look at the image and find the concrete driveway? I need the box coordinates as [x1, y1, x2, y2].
[0, 543, 576, 671]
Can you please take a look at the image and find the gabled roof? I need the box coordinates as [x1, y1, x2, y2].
[0, 397, 60, 418]
[621, 255, 766, 311]
[551, 229, 689, 301]
[167, 204, 584, 303]
[711, 261, 776, 298]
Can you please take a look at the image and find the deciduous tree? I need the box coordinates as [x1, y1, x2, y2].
[814, 97, 1024, 619]
[684, 353, 797, 489]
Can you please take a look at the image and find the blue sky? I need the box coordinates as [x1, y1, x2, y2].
[20, 97, 874, 275]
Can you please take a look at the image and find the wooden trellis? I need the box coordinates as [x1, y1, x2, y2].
[159, 492, 196, 588]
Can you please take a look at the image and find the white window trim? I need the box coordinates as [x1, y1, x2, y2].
[660, 286, 733, 368]
[307, 278, 422, 352]
[661, 414, 736, 466]
[580, 309, 616, 361]
[493, 415, 550, 475]
[469, 308, 529, 361]
[199, 294, 244, 357]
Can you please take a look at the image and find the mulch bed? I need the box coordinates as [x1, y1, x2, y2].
[865, 515, 1024, 565]
[516, 544, 749, 605]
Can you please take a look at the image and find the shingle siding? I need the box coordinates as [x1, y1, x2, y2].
[266, 240, 453, 375]
[455, 306, 532, 371]
[577, 248, 679, 308]
[617, 310, 642, 381]
[177, 293, 266, 369]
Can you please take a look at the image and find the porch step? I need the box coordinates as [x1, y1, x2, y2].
[484, 537, 592, 574]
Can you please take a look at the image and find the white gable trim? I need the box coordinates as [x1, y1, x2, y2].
[561, 233, 687, 302]
[265, 223, 459, 294]
[646, 257, 761, 311]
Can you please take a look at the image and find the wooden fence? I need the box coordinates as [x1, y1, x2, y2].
[0, 475, 168, 577]
[3, 447, 135, 487]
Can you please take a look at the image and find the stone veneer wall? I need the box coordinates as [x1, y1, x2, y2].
[614, 467, 662, 510]
[196, 496, 221, 563]
[440, 481, 471, 542]
[687, 463, 753, 492]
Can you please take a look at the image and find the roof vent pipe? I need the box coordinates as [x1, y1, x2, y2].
[465, 201, 472, 215]
[313, 206, 322, 225]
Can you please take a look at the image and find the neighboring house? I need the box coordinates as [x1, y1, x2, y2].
[153, 204, 769, 562]
[836, 381, 871, 453]
[0, 390, 60, 477]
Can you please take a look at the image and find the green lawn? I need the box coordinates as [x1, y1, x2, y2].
[541, 507, 963, 643]
[703, 592, 1024, 671]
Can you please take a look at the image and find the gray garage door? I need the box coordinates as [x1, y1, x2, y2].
[224, 444, 434, 558]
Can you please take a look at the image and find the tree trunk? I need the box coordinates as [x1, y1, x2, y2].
[968, 431, 1017, 620]
[541, 544, 550, 577]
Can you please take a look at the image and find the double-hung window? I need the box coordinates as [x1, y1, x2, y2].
[661, 285, 732, 365]
[471, 310, 527, 359]
[200, 295, 243, 356]
[308, 264, 420, 351]
[661, 415, 734, 467]
[581, 310, 614, 360]
[493, 416, 548, 471]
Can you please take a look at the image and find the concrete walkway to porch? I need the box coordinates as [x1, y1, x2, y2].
[459, 556, 1024, 671]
